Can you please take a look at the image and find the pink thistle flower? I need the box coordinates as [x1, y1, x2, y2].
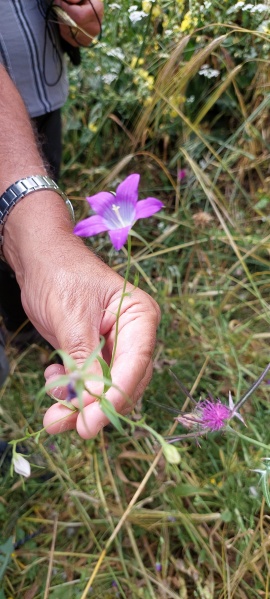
[176, 392, 245, 434]
[73, 173, 163, 250]
[177, 168, 187, 181]
[199, 399, 231, 431]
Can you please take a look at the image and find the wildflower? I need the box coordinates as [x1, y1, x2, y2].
[177, 168, 187, 181]
[102, 73, 118, 85]
[88, 122, 98, 133]
[177, 392, 245, 433]
[142, 0, 152, 12]
[66, 382, 77, 401]
[130, 56, 144, 69]
[199, 64, 220, 79]
[128, 9, 148, 23]
[152, 6, 161, 18]
[180, 11, 197, 32]
[192, 211, 213, 228]
[13, 454, 31, 478]
[74, 174, 163, 250]
[155, 562, 162, 572]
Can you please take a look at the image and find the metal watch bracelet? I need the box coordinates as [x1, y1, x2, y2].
[0, 175, 74, 261]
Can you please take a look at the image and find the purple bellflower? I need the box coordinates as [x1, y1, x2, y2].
[74, 173, 163, 250]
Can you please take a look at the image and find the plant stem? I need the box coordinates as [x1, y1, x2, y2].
[109, 234, 132, 370]
[230, 428, 270, 452]
[234, 363, 270, 411]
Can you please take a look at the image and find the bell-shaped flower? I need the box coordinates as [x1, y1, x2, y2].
[74, 173, 163, 250]
[13, 454, 31, 478]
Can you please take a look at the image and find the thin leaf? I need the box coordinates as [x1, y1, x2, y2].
[97, 356, 112, 393]
[100, 396, 124, 433]
[0, 537, 14, 581]
[262, 473, 270, 508]
[52, 399, 78, 411]
[51, 349, 77, 372]
[81, 337, 105, 371]
[129, 228, 153, 252]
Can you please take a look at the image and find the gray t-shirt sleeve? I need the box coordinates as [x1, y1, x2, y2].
[0, 0, 69, 117]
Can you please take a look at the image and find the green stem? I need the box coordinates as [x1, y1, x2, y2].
[230, 428, 270, 452]
[109, 234, 132, 370]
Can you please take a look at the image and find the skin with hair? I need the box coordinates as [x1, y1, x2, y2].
[0, 65, 160, 439]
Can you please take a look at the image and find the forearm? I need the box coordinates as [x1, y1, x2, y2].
[0, 65, 46, 192]
[0, 66, 75, 284]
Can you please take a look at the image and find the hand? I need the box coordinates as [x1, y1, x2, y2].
[30, 237, 160, 439]
[3, 193, 160, 439]
[54, 0, 104, 47]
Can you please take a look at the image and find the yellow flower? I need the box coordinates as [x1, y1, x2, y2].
[163, 15, 169, 28]
[130, 56, 144, 69]
[180, 11, 197, 32]
[142, 0, 152, 13]
[144, 96, 153, 106]
[138, 68, 150, 80]
[88, 122, 98, 133]
[152, 5, 161, 18]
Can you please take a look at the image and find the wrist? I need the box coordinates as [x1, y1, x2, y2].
[3, 190, 75, 284]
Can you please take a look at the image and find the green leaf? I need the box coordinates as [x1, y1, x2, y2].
[129, 228, 152, 251]
[0, 537, 14, 582]
[53, 399, 78, 411]
[81, 337, 105, 371]
[220, 509, 232, 523]
[34, 429, 43, 444]
[100, 396, 124, 433]
[133, 272, 140, 288]
[97, 356, 112, 393]
[51, 349, 77, 372]
[254, 197, 270, 210]
[74, 379, 85, 412]
[44, 375, 71, 392]
[262, 473, 270, 508]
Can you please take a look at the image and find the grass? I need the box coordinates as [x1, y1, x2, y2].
[1, 13, 270, 599]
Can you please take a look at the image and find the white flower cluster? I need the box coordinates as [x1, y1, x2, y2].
[227, 2, 269, 14]
[198, 64, 220, 78]
[128, 5, 148, 23]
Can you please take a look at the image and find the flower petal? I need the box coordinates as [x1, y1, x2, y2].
[73, 215, 109, 238]
[13, 455, 31, 478]
[108, 226, 131, 250]
[116, 174, 140, 207]
[135, 198, 164, 220]
[86, 192, 114, 214]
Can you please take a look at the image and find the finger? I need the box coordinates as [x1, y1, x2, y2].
[43, 365, 78, 432]
[58, 1, 104, 27]
[76, 352, 154, 439]
[43, 402, 78, 434]
[43, 355, 103, 435]
[75, 291, 159, 438]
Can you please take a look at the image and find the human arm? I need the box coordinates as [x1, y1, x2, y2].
[53, 0, 104, 47]
[0, 65, 160, 438]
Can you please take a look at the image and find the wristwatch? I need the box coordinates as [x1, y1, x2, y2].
[0, 175, 74, 261]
